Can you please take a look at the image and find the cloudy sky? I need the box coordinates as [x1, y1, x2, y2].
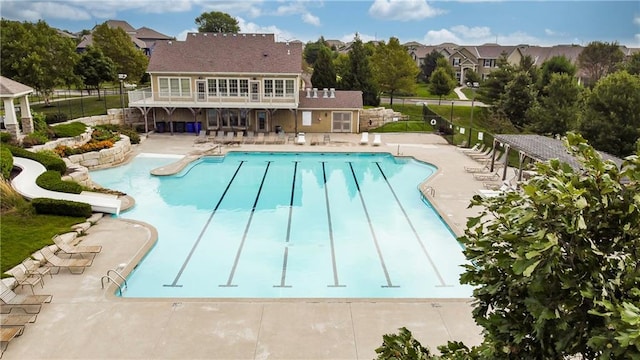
[1, 0, 638, 46]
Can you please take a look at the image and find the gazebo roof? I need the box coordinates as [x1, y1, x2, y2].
[494, 134, 624, 170]
[0, 76, 34, 98]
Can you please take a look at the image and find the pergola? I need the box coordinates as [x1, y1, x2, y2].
[0, 76, 34, 139]
[487, 134, 624, 181]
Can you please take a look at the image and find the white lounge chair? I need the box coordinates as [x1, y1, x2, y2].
[360, 132, 369, 145]
[296, 132, 306, 145]
[372, 134, 381, 146]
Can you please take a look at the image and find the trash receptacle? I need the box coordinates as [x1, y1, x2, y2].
[186, 122, 194, 133]
[194, 122, 202, 134]
[156, 122, 165, 133]
[275, 125, 282, 134]
[175, 122, 185, 133]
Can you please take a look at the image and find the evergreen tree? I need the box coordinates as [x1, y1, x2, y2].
[420, 50, 444, 82]
[311, 46, 336, 90]
[477, 55, 515, 105]
[342, 34, 379, 106]
[526, 73, 582, 136]
[538, 55, 576, 95]
[578, 41, 625, 86]
[498, 71, 536, 130]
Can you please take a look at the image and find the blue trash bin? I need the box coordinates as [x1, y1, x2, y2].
[186, 122, 194, 133]
[194, 122, 202, 134]
[156, 122, 165, 133]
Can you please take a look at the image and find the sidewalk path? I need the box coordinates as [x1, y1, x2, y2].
[454, 86, 468, 100]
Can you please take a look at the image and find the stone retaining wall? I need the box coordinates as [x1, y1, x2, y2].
[60, 135, 131, 186]
[359, 107, 407, 131]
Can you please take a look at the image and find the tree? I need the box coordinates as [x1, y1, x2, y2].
[304, 37, 329, 67]
[464, 69, 481, 87]
[517, 54, 539, 85]
[625, 51, 640, 76]
[420, 50, 444, 82]
[428, 67, 456, 105]
[526, 73, 582, 136]
[579, 70, 640, 157]
[538, 55, 576, 95]
[311, 46, 336, 90]
[497, 71, 536, 129]
[477, 55, 514, 105]
[195, 11, 240, 33]
[341, 34, 379, 106]
[0, 19, 78, 105]
[75, 46, 117, 99]
[370, 37, 419, 106]
[578, 41, 625, 85]
[379, 134, 640, 359]
[92, 23, 148, 83]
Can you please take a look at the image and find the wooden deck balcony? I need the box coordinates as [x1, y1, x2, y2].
[127, 88, 298, 109]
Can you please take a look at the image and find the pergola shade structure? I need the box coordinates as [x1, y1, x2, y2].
[489, 134, 623, 181]
[0, 76, 34, 139]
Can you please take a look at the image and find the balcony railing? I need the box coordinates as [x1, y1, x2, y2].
[127, 88, 297, 107]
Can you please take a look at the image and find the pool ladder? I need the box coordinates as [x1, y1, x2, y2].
[101, 269, 128, 296]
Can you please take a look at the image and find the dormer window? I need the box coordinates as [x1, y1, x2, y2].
[453, 57, 461, 66]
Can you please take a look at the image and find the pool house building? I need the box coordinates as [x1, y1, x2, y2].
[127, 33, 363, 135]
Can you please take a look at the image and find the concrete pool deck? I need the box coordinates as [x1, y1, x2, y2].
[3, 132, 501, 359]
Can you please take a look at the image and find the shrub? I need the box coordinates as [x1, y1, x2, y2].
[0, 132, 12, 143]
[120, 128, 140, 144]
[54, 140, 113, 157]
[51, 122, 87, 138]
[0, 146, 13, 179]
[35, 170, 83, 194]
[7, 145, 66, 174]
[31, 198, 92, 217]
[21, 132, 49, 147]
[0, 178, 31, 214]
[32, 112, 49, 133]
[45, 113, 68, 124]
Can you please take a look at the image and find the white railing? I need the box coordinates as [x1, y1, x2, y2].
[127, 88, 296, 107]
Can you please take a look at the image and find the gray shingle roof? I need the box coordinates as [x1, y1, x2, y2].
[147, 33, 303, 74]
[494, 134, 623, 170]
[298, 90, 362, 109]
[0, 76, 34, 98]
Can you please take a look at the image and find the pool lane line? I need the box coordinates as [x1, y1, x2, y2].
[323, 161, 345, 288]
[275, 161, 298, 288]
[164, 161, 245, 287]
[221, 161, 272, 287]
[374, 162, 448, 287]
[348, 162, 398, 288]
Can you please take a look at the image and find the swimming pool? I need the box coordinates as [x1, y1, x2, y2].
[90, 152, 472, 298]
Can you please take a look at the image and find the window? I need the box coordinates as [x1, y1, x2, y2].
[264, 80, 273, 97]
[302, 111, 312, 126]
[207, 79, 217, 96]
[219, 79, 227, 96]
[229, 79, 238, 96]
[158, 77, 191, 97]
[453, 58, 461, 66]
[240, 79, 249, 97]
[285, 80, 295, 97]
[483, 59, 496, 68]
[275, 80, 284, 97]
[332, 112, 352, 132]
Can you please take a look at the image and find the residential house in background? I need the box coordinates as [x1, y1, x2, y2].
[127, 33, 362, 135]
[76, 20, 173, 56]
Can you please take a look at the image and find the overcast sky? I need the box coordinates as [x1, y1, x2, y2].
[1, 0, 638, 47]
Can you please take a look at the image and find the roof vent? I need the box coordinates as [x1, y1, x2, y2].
[167, 41, 172, 45]
[312, 88, 318, 98]
[233, 34, 237, 37]
[263, 52, 268, 57]
[323, 88, 328, 98]
[204, 33, 207, 36]
[329, 88, 336, 98]
[306, 88, 311, 98]
[287, 49, 290, 55]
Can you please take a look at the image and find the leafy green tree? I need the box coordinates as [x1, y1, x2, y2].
[579, 70, 640, 157]
[526, 73, 582, 136]
[625, 51, 640, 75]
[477, 55, 514, 105]
[311, 46, 336, 90]
[304, 37, 329, 67]
[92, 23, 148, 83]
[436, 57, 456, 80]
[578, 41, 625, 86]
[464, 69, 481, 87]
[428, 67, 456, 105]
[375, 327, 432, 359]
[371, 37, 419, 106]
[497, 71, 536, 129]
[341, 34, 379, 106]
[75, 46, 116, 99]
[538, 55, 576, 95]
[420, 50, 444, 82]
[195, 11, 240, 33]
[333, 53, 350, 87]
[0, 19, 78, 105]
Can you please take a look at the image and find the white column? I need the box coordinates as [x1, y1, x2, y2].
[3, 99, 17, 125]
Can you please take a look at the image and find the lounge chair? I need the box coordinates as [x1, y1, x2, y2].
[464, 152, 506, 173]
[467, 147, 495, 160]
[372, 134, 381, 146]
[1, 313, 37, 326]
[360, 132, 369, 145]
[21, 259, 52, 284]
[243, 131, 255, 144]
[221, 131, 235, 145]
[264, 132, 277, 144]
[39, 246, 93, 274]
[473, 171, 501, 182]
[295, 132, 306, 145]
[234, 131, 244, 144]
[4, 266, 43, 295]
[0, 282, 51, 315]
[275, 132, 286, 144]
[194, 130, 208, 144]
[211, 131, 225, 144]
[1, 327, 24, 357]
[458, 143, 482, 153]
[254, 132, 265, 144]
[52, 234, 102, 258]
[323, 134, 331, 145]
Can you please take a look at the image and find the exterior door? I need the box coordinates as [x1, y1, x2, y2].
[257, 111, 267, 132]
[250, 81, 260, 102]
[196, 80, 206, 102]
[206, 109, 218, 130]
[332, 112, 352, 132]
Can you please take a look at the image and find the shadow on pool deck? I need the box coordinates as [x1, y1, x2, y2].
[4, 133, 488, 360]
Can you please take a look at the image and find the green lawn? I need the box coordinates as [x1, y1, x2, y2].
[31, 94, 124, 119]
[0, 212, 84, 275]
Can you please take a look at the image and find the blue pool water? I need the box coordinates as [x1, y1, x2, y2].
[90, 152, 472, 298]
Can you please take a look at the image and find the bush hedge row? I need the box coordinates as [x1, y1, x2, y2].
[32, 198, 92, 217]
[0, 146, 13, 179]
[5, 145, 67, 174]
[51, 122, 87, 138]
[36, 170, 83, 194]
[0, 132, 12, 143]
